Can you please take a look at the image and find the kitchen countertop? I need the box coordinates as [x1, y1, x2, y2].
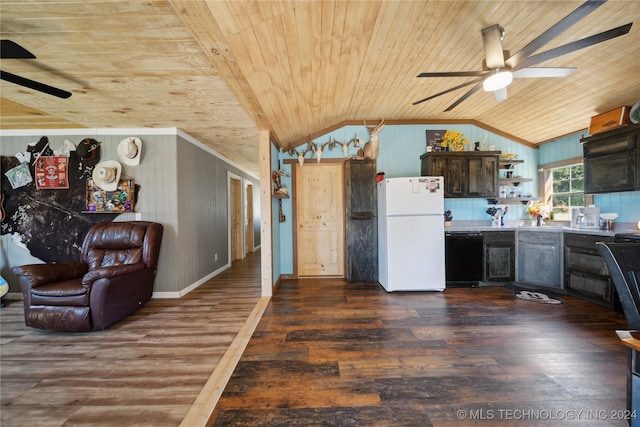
[445, 221, 638, 237]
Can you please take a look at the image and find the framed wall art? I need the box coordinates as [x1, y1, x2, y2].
[426, 130, 446, 152]
[85, 178, 135, 213]
[34, 156, 69, 189]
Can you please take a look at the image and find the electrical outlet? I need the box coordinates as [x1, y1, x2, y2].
[214, 253, 218, 262]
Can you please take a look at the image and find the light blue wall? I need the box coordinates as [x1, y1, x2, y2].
[278, 161, 294, 275]
[276, 123, 540, 275]
[540, 132, 640, 223]
[538, 131, 585, 164]
[271, 143, 282, 282]
[275, 124, 640, 276]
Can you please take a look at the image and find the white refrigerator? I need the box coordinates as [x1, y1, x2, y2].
[377, 177, 445, 292]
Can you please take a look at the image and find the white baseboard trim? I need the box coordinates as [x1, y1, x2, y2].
[151, 263, 231, 299]
[5, 264, 232, 301]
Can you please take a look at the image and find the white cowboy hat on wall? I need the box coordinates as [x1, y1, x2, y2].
[92, 160, 122, 191]
[117, 137, 142, 166]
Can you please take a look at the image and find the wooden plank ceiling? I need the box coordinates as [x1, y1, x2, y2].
[1, 1, 639, 176]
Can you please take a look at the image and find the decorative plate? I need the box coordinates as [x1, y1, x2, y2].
[630, 101, 640, 124]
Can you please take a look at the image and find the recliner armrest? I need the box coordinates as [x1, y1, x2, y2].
[82, 263, 146, 287]
[13, 262, 88, 288]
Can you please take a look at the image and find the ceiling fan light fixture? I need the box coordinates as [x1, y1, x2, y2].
[483, 69, 513, 92]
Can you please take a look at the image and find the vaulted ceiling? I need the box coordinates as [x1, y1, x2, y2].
[2, 1, 639, 177]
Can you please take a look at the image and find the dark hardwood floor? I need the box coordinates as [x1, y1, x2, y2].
[3, 251, 632, 426]
[208, 280, 630, 426]
[1, 251, 262, 427]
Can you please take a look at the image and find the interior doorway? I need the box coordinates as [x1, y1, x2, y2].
[229, 174, 243, 262]
[294, 162, 345, 277]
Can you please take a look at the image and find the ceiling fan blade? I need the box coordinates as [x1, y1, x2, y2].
[514, 23, 632, 70]
[417, 71, 487, 78]
[412, 78, 483, 105]
[444, 81, 484, 111]
[493, 87, 508, 103]
[513, 67, 577, 78]
[482, 24, 505, 69]
[505, 0, 607, 68]
[1, 70, 72, 98]
[1, 40, 36, 59]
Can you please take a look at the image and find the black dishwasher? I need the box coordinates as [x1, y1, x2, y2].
[445, 231, 484, 286]
[609, 232, 640, 313]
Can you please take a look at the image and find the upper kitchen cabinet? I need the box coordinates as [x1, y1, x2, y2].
[581, 123, 640, 194]
[420, 151, 499, 198]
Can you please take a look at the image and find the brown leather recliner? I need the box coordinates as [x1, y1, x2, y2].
[13, 221, 163, 331]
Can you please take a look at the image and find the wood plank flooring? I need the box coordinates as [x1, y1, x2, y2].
[208, 280, 631, 426]
[3, 251, 633, 426]
[1, 251, 262, 427]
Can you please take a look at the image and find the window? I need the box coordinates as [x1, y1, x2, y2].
[548, 163, 584, 220]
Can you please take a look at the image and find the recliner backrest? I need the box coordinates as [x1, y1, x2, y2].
[597, 242, 640, 329]
[80, 221, 163, 270]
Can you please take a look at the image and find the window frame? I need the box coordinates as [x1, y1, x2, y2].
[538, 157, 593, 219]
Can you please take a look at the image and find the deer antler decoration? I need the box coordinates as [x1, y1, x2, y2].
[362, 117, 385, 160]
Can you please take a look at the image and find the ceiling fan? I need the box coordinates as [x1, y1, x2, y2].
[1, 40, 72, 98]
[413, 0, 632, 111]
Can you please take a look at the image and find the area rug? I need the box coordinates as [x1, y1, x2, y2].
[514, 290, 562, 304]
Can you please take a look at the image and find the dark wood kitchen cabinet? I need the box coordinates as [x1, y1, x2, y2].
[516, 230, 563, 289]
[564, 232, 615, 308]
[484, 230, 515, 282]
[344, 159, 377, 282]
[581, 123, 640, 194]
[420, 151, 499, 198]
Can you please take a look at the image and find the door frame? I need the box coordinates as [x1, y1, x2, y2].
[227, 171, 244, 262]
[289, 158, 345, 278]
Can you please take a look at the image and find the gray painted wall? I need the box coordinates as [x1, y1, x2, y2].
[1, 128, 260, 297]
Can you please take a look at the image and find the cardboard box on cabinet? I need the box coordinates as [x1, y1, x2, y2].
[589, 106, 631, 135]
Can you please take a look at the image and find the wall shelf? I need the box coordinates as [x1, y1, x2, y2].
[499, 177, 532, 186]
[499, 158, 532, 187]
[499, 159, 524, 170]
[487, 197, 540, 205]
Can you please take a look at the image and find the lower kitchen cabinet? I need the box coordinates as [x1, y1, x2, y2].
[564, 232, 615, 308]
[484, 230, 515, 282]
[516, 230, 563, 289]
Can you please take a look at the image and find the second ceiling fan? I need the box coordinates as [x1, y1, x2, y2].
[1, 40, 72, 99]
[413, 0, 632, 111]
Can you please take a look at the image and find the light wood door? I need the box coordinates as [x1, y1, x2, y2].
[295, 163, 344, 277]
[230, 177, 242, 262]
